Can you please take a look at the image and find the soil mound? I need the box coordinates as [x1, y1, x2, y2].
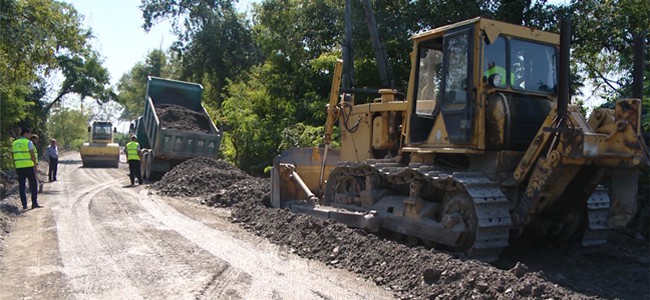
[156, 104, 212, 133]
[152, 157, 270, 208]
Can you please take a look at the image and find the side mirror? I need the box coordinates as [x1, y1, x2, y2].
[87, 126, 91, 132]
[113, 127, 117, 133]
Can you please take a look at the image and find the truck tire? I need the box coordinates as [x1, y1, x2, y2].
[145, 154, 153, 180]
[141, 151, 149, 180]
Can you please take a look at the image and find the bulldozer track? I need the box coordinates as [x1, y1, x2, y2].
[332, 160, 512, 260]
[452, 174, 512, 260]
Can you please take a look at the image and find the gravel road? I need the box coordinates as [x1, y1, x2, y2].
[0, 152, 392, 299]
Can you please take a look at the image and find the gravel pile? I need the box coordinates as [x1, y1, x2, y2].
[157, 104, 213, 133]
[152, 157, 269, 208]
[152, 156, 649, 300]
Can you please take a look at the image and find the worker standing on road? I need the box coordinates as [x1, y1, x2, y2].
[46, 139, 59, 182]
[12, 128, 41, 209]
[125, 135, 143, 185]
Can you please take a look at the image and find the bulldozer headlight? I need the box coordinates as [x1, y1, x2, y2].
[489, 74, 502, 87]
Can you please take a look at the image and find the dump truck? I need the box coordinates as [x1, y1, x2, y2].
[132, 76, 222, 180]
[80, 121, 120, 168]
[272, 11, 649, 260]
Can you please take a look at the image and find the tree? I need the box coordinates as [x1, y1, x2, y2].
[1, 0, 112, 171]
[46, 107, 91, 150]
[570, 0, 650, 103]
[140, 0, 259, 106]
[45, 49, 115, 113]
[219, 66, 297, 175]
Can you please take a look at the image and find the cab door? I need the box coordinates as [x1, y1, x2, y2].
[440, 26, 474, 144]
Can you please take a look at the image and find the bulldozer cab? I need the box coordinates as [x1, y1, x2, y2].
[405, 18, 559, 152]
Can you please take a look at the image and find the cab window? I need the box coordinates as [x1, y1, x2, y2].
[483, 36, 509, 87]
[510, 39, 557, 93]
[442, 31, 471, 109]
[415, 42, 443, 116]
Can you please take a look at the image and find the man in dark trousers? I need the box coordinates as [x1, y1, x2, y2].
[125, 135, 142, 185]
[12, 128, 41, 209]
[45, 139, 59, 181]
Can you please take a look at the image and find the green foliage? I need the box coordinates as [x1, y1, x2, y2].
[219, 68, 297, 175]
[50, 49, 115, 110]
[140, 0, 259, 106]
[278, 123, 341, 152]
[278, 123, 324, 151]
[1, 0, 112, 171]
[571, 0, 650, 103]
[113, 132, 131, 147]
[574, 99, 589, 116]
[46, 107, 91, 151]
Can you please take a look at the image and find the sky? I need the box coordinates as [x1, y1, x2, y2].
[63, 0, 259, 85]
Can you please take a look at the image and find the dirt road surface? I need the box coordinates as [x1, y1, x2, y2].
[0, 152, 392, 299]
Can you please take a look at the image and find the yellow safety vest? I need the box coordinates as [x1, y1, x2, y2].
[12, 138, 34, 169]
[126, 141, 140, 161]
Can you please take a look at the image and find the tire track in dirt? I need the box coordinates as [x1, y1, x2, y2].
[138, 190, 392, 300]
[53, 170, 142, 299]
[195, 264, 250, 300]
[86, 187, 233, 298]
[55, 156, 253, 299]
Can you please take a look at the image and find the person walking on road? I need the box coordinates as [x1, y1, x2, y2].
[46, 139, 59, 182]
[125, 135, 143, 185]
[12, 128, 41, 209]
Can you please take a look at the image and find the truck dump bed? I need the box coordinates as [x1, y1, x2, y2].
[138, 77, 221, 178]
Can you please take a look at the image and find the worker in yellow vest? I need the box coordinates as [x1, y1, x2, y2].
[12, 128, 41, 209]
[125, 135, 143, 185]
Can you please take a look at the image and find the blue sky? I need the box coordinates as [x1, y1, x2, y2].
[64, 0, 259, 85]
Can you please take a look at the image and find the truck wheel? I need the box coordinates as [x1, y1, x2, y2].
[145, 154, 153, 180]
[141, 151, 149, 180]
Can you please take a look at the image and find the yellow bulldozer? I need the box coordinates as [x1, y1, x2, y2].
[272, 12, 649, 260]
[80, 121, 120, 168]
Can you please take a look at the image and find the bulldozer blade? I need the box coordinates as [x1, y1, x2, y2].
[271, 147, 341, 208]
